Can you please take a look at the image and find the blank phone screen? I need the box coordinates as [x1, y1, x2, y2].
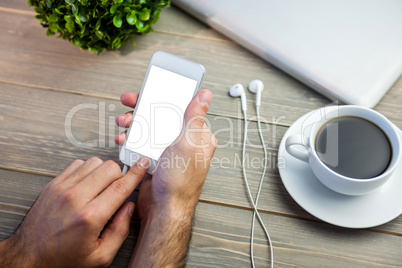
[125, 65, 198, 160]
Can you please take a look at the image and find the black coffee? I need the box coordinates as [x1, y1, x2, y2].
[315, 116, 392, 179]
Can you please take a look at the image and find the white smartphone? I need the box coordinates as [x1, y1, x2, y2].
[119, 51, 205, 174]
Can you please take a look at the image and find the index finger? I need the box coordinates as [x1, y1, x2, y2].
[121, 92, 139, 108]
[88, 158, 149, 222]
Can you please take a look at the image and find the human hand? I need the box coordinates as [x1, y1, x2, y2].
[116, 90, 216, 219]
[115, 90, 217, 267]
[0, 157, 149, 268]
[138, 90, 216, 219]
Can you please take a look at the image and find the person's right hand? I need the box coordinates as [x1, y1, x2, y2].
[0, 157, 149, 268]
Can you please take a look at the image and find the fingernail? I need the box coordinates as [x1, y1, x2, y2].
[128, 203, 134, 217]
[138, 157, 150, 168]
[198, 90, 212, 107]
[125, 113, 132, 120]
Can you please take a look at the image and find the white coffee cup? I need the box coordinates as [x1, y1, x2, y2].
[285, 105, 401, 196]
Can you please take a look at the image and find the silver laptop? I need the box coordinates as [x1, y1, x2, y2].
[172, 0, 402, 108]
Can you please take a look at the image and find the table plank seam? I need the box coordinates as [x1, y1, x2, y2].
[0, 168, 312, 231]
[152, 30, 235, 44]
[0, 166, 55, 179]
[2, 168, 381, 238]
[0, 168, 397, 238]
[196, 199, 402, 237]
[0, 202, 30, 216]
[0, 7, 35, 16]
[0, 79, 111, 101]
[0, 194, 36, 203]
[272, 246, 399, 267]
[0, 79, 291, 126]
[0, 7, 233, 44]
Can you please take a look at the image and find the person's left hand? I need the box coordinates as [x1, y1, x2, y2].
[115, 90, 217, 267]
[0, 157, 149, 268]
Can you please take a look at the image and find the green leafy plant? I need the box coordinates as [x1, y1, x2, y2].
[28, 0, 170, 54]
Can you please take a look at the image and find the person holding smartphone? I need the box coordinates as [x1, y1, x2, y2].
[0, 89, 216, 267]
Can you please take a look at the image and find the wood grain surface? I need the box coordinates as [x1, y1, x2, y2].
[1, 169, 401, 267]
[0, 1, 401, 267]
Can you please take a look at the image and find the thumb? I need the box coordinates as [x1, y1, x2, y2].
[183, 90, 213, 130]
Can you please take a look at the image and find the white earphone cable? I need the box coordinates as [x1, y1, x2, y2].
[242, 111, 274, 268]
[251, 107, 273, 267]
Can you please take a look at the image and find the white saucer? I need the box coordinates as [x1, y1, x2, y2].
[278, 107, 402, 228]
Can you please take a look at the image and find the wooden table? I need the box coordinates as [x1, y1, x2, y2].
[1, 2, 401, 267]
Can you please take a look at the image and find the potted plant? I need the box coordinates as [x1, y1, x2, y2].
[28, 0, 170, 54]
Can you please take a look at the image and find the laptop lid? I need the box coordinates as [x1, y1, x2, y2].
[173, 0, 402, 108]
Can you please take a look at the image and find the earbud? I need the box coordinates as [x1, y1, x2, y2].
[228, 79, 273, 268]
[248, 80, 264, 107]
[229, 83, 247, 111]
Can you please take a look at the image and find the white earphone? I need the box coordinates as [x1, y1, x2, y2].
[229, 80, 273, 268]
[248, 79, 264, 107]
[229, 83, 247, 111]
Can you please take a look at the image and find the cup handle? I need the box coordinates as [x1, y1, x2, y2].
[285, 134, 310, 163]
